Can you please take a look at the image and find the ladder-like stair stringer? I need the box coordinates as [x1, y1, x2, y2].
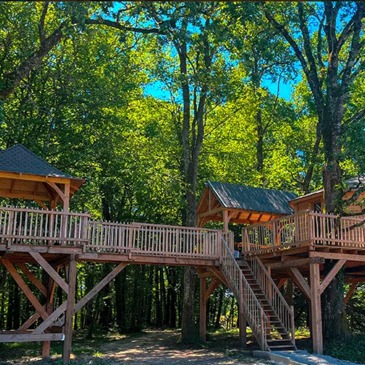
[240, 259, 296, 351]
[220, 238, 296, 352]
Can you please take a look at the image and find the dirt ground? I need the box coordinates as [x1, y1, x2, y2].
[1, 330, 275, 365]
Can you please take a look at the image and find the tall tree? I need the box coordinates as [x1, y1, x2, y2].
[264, 1, 365, 340]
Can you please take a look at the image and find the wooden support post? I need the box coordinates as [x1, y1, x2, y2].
[63, 256, 76, 364]
[42, 274, 57, 358]
[63, 183, 70, 212]
[310, 263, 323, 354]
[238, 277, 246, 348]
[199, 276, 207, 341]
[223, 210, 229, 232]
[238, 302, 246, 348]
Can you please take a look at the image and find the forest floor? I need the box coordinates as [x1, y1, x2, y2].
[0, 329, 275, 365]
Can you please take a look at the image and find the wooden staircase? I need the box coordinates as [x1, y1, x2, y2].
[239, 260, 296, 351]
[220, 237, 296, 352]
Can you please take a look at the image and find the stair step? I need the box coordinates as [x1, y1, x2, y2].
[267, 340, 293, 345]
[269, 345, 296, 350]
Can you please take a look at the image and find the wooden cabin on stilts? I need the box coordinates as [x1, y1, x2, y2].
[1, 145, 365, 362]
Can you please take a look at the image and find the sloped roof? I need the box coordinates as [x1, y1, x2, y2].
[0, 144, 75, 179]
[207, 181, 296, 215]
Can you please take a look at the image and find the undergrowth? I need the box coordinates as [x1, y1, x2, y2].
[324, 335, 365, 364]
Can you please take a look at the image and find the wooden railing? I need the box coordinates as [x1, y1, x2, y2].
[247, 257, 295, 345]
[242, 210, 365, 252]
[0, 206, 89, 246]
[87, 221, 222, 258]
[311, 212, 365, 247]
[221, 237, 267, 350]
[0, 207, 222, 259]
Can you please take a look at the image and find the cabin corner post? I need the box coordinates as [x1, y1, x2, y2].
[309, 262, 323, 354]
[199, 276, 207, 341]
[63, 255, 77, 365]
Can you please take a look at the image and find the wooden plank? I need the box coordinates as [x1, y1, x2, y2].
[320, 259, 346, 294]
[0, 333, 64, 343]
[310, 263, 323, 354]
[289, 268, 310, 299]
[74, 262, 127, 313]
[17, 263, 47, 297]
[1, 258, 48, 320]
[63, 256, 77, 364]
[29, 252, 69, 293]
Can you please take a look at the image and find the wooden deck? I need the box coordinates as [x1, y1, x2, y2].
[241, 210, 365, 277]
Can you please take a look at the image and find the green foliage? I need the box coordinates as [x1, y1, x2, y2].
[324, 335, 365, 364]
[1, 1, 365, 352]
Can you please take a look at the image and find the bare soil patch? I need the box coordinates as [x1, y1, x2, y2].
[0, 330, 274, 365]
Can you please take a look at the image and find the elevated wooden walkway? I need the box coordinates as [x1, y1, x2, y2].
[3, 207, 365, 362]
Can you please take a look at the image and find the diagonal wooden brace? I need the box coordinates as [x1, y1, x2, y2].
[1, 258, 48, 321]
[30, 251, 69, 293]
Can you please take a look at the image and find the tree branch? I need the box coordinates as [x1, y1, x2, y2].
[341, 3, 365, 92]
[0, 22, 66, 100]
[264, 5, 324, 117]
[84, 18, 164, 35]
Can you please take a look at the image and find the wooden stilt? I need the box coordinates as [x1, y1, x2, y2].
[238, 279, 246, 348]
[309, 263, 323, 354]
[63, 255, 76, 365]
[238, 304, 246, 348]
[199, 276, 207, 341]
[42, 274, 57, 358]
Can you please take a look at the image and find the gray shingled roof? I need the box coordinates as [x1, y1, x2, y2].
[0, 144, 75, 179]
[208, 181, 296, 215]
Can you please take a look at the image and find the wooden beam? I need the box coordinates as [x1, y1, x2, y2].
[344, 282, 358, 305]
[0, 333, 64, 343]
[268, 257, 324, 269]
[289, 268, 310, 299]
[63, 256, 77, 364]
[1, 258, 48, 320]
[197, 206, 224, 219]
[207, 268, 228, 287]
[200, 276, 207, 341]
[18, 312, 41, 332]
[29, 252, 69, 293]
[310, 263, 323, 354]
[276, 278, 287, 289]
[223, 210, 229, 231]
[33, 302, 67, 335]
[17, 263, 47, 297]
[63, 183, 70, 212]
[203, 278, 220, 302]
[42, 275, 58, 358]
[310, 251, 365, 262]
[74, 262, 127, 313]
[320, 259, 346, 295]
[0, 171, 71, 184]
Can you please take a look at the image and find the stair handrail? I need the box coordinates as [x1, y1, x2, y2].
[221, 238, 268, 350]
[247, 257, 295, 344]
